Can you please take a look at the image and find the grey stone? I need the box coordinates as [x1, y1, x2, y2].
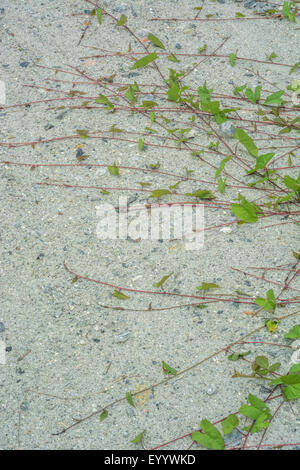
[244, 0, 256, 7]
[0, 322, 5, 333]
[175, 43, 182, 49]
[205, 384, 217, 395]
[218, 121, 236, 138]
[114, 4, 128, 14]
[115, 330, 131, 343]
[224, 428, 242, 447]
[20, 62, 30, 68]
[51, 311, 63, 319]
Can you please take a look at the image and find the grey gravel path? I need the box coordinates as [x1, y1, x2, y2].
[0, 0, 299, 450]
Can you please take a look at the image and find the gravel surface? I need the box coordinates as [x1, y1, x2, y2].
[0, 0, 299, 450]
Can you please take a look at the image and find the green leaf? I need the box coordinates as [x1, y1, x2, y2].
[126, 391, 135, 407]
[117, 14, 127, 26]
[283, 174, 300, 193]
[108, 162, 119, 176]
[154, 272, 173, 288]
[95, 94, 114, 110]
[228, 351, 251, 361]
[235, 12, 245, 17]
[245, 86, 261, 104]
[168, 53, 180, 63]
[283, 1, 296, 22]
[255, 356, 269, 369]
[138, 138, 144, 151]
[162, 361, 177, 376]
[113, 290, 130, 300]
[285, 324, 300, 340]
[270, 374, 300, 386]
[249, 152, 275, 172]
[218, 177, 226, 194]
[150, 161, 160, 169]
[255, 289, 276, 312]
[284, 383, 300, 400]
[100, 409, 108, 422]
[239, 394, 271, 433]
[197, 282, 219, 291]
[229, 51, 237, 67]
[150, 189, 171, 198]
[185, 190, 216, 199]
[76, 129, 90, 139]
[167, 81, 180, 102]
[233, 84, 246, 95]
[147, 33, 165, 50]
[221, 414, 239, 435]
[289, 61, 300, 75]
[263, 90, 285, 106]
[131, 430, 145, 444]
[215, 155, 232, 178]
[198, 82, 213, 104]
[192, 419, 225, 450]
[131, 53, 158, 70]
[97, 8, 102, 25]
[234, 128, 258, 157]
[231, 203, 258, 223]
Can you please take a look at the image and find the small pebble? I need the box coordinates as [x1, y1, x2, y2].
[175, 43, 182, 49]
[115, 330, 131, 343]
[20, 62, 30, 68]
[51, 311, 63, 319]
[114, 4, 128, 14]
[126, 408, 135, 417]
[205, 384, 217, 395]
[0, 322, 5, 333]
[20, 401, 29, 412]
[44, 123, 54, 131]
[218, 121, 236, 138]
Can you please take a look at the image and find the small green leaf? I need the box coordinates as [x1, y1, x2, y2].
[150, 189, 171, 198]
[154, 273, 173, 288]
[221, 414, 239, 435]
[108, 162, 119, 176]
[197, 282, 219, 291]
[235, 12, 245, 17]
[97, 8, 102, 25]
[228, 351, 251, 361]
[131, 430, 145, 444]
[263, 90, 285, 106]
[229, 51, 237, 67]
[113, 290, 130, 300]
[185, 190, 216, 199]
[192, 419, 225, 450]
[168, 53, 180, 63]
[289, 61, 300, 75]
[148, 33, 165, 50]
[131, 53, 158, 70]
[100, 409, 108, 422]
[162, 361, 177, 376]
[234, 128, 258, 157]
[76, 129, 90, 139]
[117, 14, 127, 26]
[215, 155, 232, 178]
[285, 324, 300, 340]
[218, 177, 226, 194]
[126, 391, 135, 407]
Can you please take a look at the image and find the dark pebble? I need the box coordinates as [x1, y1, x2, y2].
[76, 148, 84, 158]
[217, 310, 223, 315]
[93, 338, 100, 343]
[0, 322, 5, 333]
[16, 367, 25, 375]
[175, 43, 182, 49]
[6, 346, 12, 352]
[44, 123, 54, 131]
[20, 62, 30, 68]
[0, 9, 4, 14]
[56, 111, 68, 120]
[36, 253, 44, 260]
[125, 72, 140, 78]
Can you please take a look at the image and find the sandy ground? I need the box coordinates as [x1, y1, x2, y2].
[0, 0, 299, 450]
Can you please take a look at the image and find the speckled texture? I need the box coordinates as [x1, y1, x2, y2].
[0, 0, 299, 450]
